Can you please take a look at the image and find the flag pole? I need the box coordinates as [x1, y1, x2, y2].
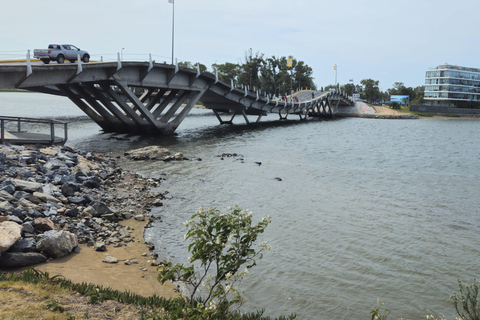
[334, 64, 337, 87]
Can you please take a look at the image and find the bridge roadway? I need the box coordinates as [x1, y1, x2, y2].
[0, 58, 353, 135]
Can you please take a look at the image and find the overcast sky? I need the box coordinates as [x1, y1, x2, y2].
[2, 0, 479, 91]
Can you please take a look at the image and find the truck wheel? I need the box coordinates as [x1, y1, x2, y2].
[81, 55, 90, 63]
[57, 55, 65, 64]
[41, 59, 50, 64]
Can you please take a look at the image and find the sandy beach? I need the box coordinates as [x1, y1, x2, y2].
[18, 217, 178, 299]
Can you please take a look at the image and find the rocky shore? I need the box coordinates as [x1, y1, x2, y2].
[0, 144, 171, 268]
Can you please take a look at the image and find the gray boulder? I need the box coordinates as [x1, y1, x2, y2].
[0, 201, 14, 213]
[44, 159, 66, 171]
[36, 230, 78, 258]
[91, 202, 115, 217]
[33, 191, 61, 203]
[0, 221, 22, 254]
[18, 198, 39, 210]
[102, 255, 118, 263]
[68, 196, 88, 205]
[0, 190, 15, 201]
[12, 179, 43, 193]
[8, 215, 23, 224]
[8, 238, 36, 252]
[0, 252, 47, 267]
[21, 222, 35, 235]
[1, 184, 15, 195]
[65, 208, 79, 218]
[124, 146, 171, 161]
[61, 181, 80, 196]
[95, 242, 106, 252]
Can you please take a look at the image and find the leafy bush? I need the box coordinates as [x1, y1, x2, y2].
[370, 299, 390, 320]
[389, 101, 401, 109]
[157, 205, 272, 318]
[452, 279, 480, 320]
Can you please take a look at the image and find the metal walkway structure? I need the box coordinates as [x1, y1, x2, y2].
[0, 56, 354, 135]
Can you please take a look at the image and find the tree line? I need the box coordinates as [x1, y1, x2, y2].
[328, 80, 425, 105]
[178, 50, 424, 104]
[178, 48, 316, 97]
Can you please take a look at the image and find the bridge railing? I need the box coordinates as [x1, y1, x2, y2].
[0, 50, 171, 64]
[0, 116, 68, 145]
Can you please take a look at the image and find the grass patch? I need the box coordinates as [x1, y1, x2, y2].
[0, 268, 294, 319]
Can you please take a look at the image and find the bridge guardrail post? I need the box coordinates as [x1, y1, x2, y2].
[50, 121, 55, 145]
[76, 54, 83, 75]
[1, 119, 4, 144]
[26, 50, 32, 77]
[64, 122, 68, 143]
[148, 54, 153, 72]
[117, 53, 122, 71]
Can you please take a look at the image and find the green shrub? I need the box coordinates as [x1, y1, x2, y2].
[389, 101, 401, 109]
[452, 279, 480, 320]
[157, 205, 272, 318]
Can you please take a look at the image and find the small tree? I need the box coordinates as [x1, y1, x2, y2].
[452, 279, 480, 320]
[157, 205, 271, 317]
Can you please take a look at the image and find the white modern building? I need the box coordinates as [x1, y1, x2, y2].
[424, 64, 480, 107]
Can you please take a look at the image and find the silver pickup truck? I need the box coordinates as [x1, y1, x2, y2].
[33, 44, 90, 64]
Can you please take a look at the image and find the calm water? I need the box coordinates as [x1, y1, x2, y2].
[2, 92, 480, 319]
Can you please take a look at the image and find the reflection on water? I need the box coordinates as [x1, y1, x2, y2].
[2, 92, 480, 319]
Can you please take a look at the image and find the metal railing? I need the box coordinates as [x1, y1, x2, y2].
[0, 116, 68, 145]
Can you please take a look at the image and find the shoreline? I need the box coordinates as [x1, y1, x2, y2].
[0, 145, 178, 299]
[371, 105, 480, 120]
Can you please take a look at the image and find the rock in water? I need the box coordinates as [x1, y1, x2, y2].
[124, 146, 171, 161]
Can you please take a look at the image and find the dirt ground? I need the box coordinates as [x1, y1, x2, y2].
[373, 105, 480, 120]
[372, 106, 403, 115]
[16, 218, 178, 299]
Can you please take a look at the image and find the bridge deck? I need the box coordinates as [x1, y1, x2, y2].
[0, 59, 354, 135]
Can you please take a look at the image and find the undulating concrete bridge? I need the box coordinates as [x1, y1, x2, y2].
[0, 56, 353, 135]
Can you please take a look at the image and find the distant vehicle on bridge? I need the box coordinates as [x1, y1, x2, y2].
[33, 44, 90, 64]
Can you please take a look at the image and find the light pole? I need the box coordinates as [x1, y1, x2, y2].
[168, 0, 175, 65]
